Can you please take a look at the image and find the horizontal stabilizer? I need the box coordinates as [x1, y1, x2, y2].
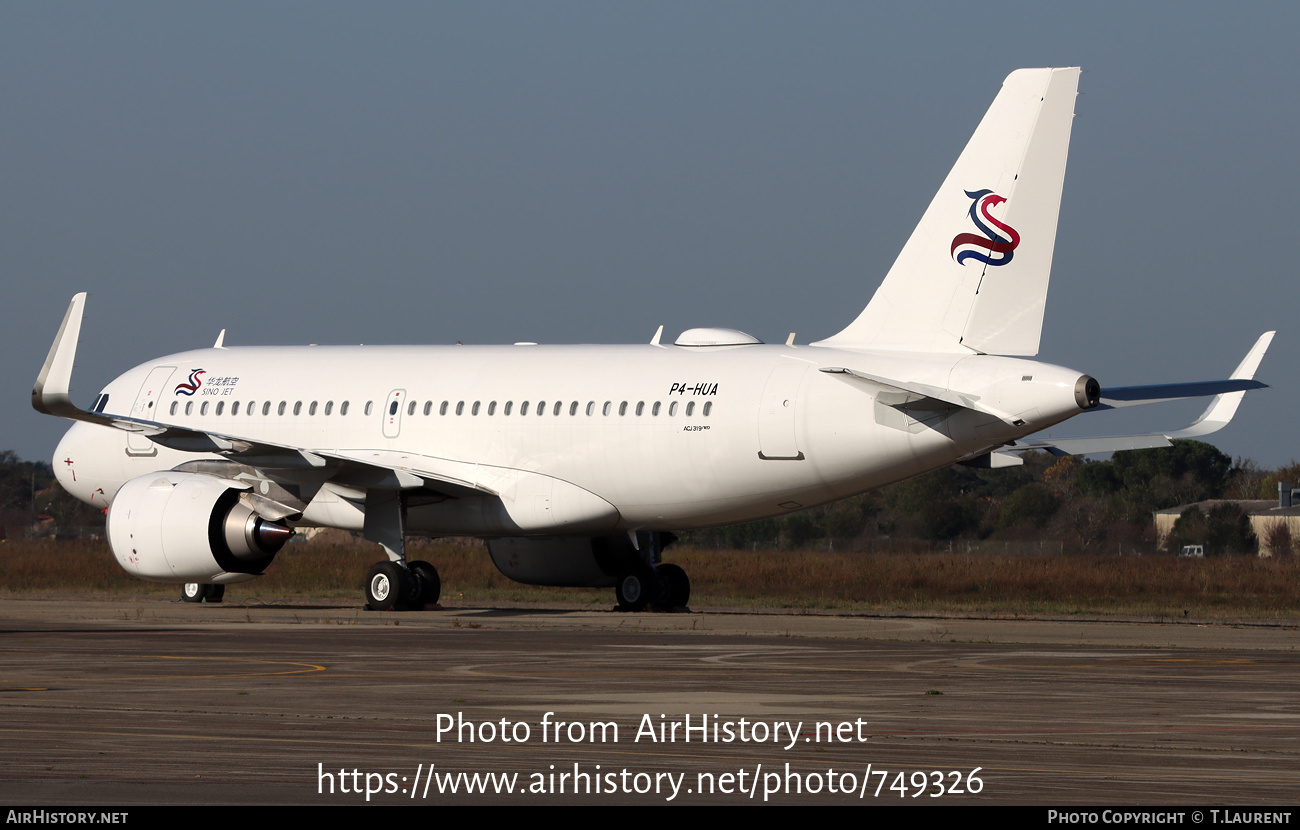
[1006, 331, 1273, 456]
[1098, 378, 1266, 409]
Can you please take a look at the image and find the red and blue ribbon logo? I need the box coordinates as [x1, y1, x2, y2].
[950, 189, 1020, 267]
[174, 369, 205, 396]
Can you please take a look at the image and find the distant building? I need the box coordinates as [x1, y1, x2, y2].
[1154, 485, 1300, 557]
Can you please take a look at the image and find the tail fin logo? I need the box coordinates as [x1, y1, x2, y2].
[950, 189, 1020, 267]
[174, 369, 205, 396]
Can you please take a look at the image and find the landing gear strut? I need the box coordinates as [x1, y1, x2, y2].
[361, 489, 441, 610]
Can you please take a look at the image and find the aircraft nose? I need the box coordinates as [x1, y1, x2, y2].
[52, 422, 107, 507]
[52, 427, 83, 497]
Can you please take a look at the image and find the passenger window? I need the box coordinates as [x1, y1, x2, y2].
[456, 401, 464, 415]
[653, 401, 661, 416]
[669, 402, 678, 416]
[309, 401, 317, 416]
[232, 402, 240, 416]
[537, 400, 546, 416]
[341, 401, 350, 416]
[440, 401, 448, 415]
[423, 401, 431, 416]
[569, 401, 578, 416]
[521, 401, 530, 416]
[553, 401, 562, 416]
[407, 401, 416, 416]
[703, 401, 712, 416]
[293, 401, 302, 415]
[686, 401, 694, 416]
[200, 402, 209, 416]
[488, 401, 497, 415]
[635, 401, 644, 416]
[216, 401, 224, 416]
[185, 401, 193, 415]
[602, 401, 611, 416]
[325, 401, 333, 415]
[262, 401, 271, 416]
[170, 401, 178, 416]
[280, 402, 288, 416]
[586, 401, 594, 416]
[505, 401, 513, 415]
[619, 401, 627, 416]
[472, 401, 481, 415]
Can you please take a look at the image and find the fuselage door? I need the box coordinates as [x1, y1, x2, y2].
[126, 365, 176, 455]
[757, 362, 808, 460]
[383, 389, 406, 439]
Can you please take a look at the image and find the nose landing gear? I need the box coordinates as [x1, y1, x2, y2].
[180, 583, 225, 603]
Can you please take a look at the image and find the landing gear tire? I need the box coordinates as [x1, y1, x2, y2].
[615, 566, 659, 612]
[657, 563, 690, 609]
[366, 561, 411, 611]
[181, 583, 224, 603]
[408, 560, 441, 607]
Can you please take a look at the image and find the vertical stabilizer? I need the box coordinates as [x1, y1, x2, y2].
[814, 67, 1079, 355]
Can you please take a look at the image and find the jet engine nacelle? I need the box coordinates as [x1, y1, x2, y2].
[105, 472, 293, 584]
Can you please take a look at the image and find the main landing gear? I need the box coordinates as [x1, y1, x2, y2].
[614, 563, 691, 612]
[361, 489, 441, 611]
[613, 532, 690, 612]
[364, 560, 441, 611]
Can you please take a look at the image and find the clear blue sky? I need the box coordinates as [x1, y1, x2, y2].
[3, 2, 1295, 467]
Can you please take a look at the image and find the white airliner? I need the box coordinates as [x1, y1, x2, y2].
[35, 68, 1272, 611]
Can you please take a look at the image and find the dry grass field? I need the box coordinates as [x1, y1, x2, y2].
[3, 538, 1298, 619]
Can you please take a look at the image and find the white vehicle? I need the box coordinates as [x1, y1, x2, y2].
[34, 68, 1272, 611]
[1179, 545, 1206, 558]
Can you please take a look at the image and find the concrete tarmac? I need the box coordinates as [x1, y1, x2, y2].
[1, 594, 1297, 805]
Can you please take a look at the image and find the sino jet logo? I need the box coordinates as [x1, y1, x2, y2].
[950, 188, 1020, 267]
[174, 369, 206, 396]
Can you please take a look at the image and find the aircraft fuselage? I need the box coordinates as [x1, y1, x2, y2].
[55, 342, 1092, 535]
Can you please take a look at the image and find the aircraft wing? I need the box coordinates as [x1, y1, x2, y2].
[32, 293, 490, 501]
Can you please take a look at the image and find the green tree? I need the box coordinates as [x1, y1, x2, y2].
[1204, 503, 1255, 555]
[1166, 507, 1209, 554]
[999, 483, 1060, 530]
